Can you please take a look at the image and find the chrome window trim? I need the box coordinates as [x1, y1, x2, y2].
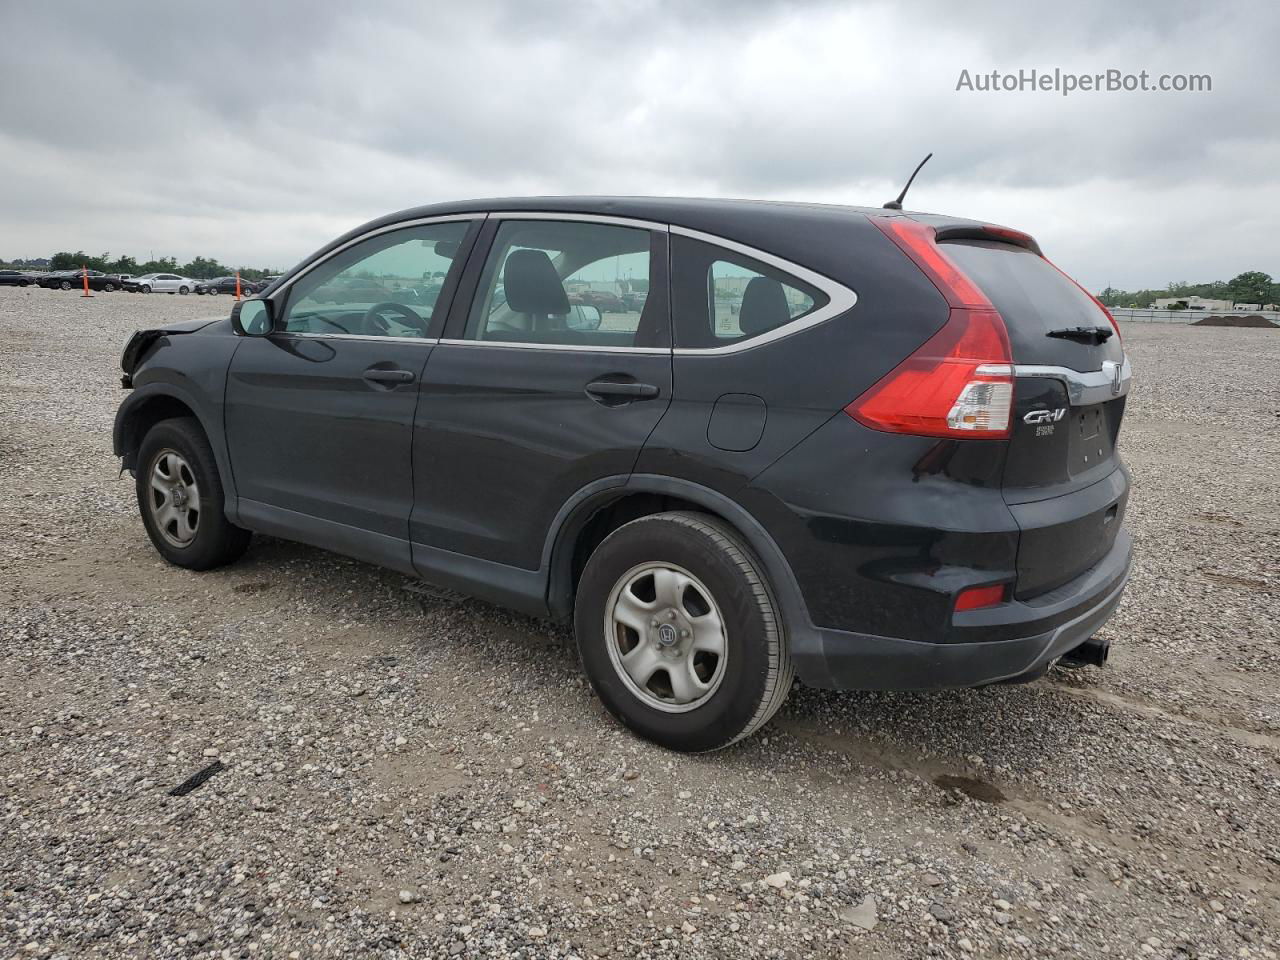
[270, 214, 483, 300]
[1014, 356, 1132, 405]
[490, 211, 669, 232]
[668, 225, 858, 356]
[276, 331, 439, 345]
[437, 338, 667, 356]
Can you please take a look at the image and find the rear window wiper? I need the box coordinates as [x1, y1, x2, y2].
[1046, 325, 1113, 344]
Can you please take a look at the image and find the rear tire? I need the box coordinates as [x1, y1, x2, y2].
[59, 280, 72, 290]
[574, 511, 793, 752]
[136, 417, 251, 570]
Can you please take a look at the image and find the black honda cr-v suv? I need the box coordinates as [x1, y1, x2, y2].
[114, 197, 1131, 751]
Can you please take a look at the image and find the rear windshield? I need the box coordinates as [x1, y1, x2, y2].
[941, 240, 1122, 368]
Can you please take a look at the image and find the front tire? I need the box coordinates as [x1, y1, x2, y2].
[136, 417, 251, 570]
[141, 285, 152, 293]
[179, 286, 189, 295]
[575, 511, 793, 752]
[59, 280, 72, 290]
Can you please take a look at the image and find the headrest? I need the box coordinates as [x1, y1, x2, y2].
[504, 249, 569, 315]
[738, 276, 791, 335]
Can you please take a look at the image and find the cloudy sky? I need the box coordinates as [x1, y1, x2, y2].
[2, 0, 1276, 290]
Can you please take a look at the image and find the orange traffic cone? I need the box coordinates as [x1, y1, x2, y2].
[235, 272, 242, 301]
[81, 265, 93, 298]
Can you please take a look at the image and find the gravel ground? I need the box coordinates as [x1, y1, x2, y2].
[1, 286, 1278, 960]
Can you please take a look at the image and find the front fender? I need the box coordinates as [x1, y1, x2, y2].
[113, 337, 241, 524]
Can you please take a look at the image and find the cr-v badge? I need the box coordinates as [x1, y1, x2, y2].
[1025, 407, 1067, 436]
[1024, 408, 1067, 425]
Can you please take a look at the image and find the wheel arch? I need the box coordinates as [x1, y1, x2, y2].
[544, 476, 818, 663]
[113, 384, 239, 521]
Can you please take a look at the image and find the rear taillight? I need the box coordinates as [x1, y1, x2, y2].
[954, 583, 1008, 612]
[847, 218, 1014, 439]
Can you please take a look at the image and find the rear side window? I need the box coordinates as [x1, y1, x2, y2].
[464, 220, 664, 349]
[671, 235, 827, 349]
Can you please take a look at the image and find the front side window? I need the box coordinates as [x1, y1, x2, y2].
[282, 220, 471, 338]
[465, 220, 660, 348]
[672, 235, 827, 349]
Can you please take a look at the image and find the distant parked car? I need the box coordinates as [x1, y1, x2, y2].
[38, 269, 124, 292]
[310, 277, 390, 304]
[573, 289, 625, 312]
[128, 273, 195, 294]
[37, 270, 81, 289]
[0, 269, 35, 287]
[195, 276, 255, 296]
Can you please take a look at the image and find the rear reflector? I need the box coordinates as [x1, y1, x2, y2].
[847, 219, 1013, 439]
[954, 584, 1007, 611]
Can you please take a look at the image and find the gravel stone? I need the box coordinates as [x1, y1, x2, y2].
[1, 294, 1278, 958]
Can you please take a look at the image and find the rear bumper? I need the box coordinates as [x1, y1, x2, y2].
[792, 529, 1132, 690]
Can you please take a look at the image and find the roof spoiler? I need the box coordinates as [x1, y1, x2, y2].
[932, 223, 1043, 257]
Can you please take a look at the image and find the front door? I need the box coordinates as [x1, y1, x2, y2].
[224, 218, 478, 572]
[412, 216, 672, 579]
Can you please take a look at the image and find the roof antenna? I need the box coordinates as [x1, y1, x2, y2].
[882, 152, 933, 211]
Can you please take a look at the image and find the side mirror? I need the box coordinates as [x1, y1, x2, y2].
[567, 304, 602, 331]
[232, 298, 273, 337]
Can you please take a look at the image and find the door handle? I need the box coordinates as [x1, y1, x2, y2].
[363, 367, 415, 385]
[585, 380, 659, 401]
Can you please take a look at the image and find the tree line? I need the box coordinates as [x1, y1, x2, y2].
[27, 252, 279, 281]
[1099, 271, 1277, 309]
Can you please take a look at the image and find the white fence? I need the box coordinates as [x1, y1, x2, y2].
[1111, 307, 1280, 326]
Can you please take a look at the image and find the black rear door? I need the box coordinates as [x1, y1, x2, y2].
[411, 216, 672, 587]
[941, 239, 1130, 598]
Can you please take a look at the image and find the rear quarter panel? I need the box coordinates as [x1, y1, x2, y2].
[635, 211, 950, 499]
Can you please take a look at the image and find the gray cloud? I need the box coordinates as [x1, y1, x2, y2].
[1, 0, 1275, 288]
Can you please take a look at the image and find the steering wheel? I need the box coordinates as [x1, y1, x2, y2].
[364, 301, 429, 337]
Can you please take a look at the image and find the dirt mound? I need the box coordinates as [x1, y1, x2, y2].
[1193, 314, 1278, 328]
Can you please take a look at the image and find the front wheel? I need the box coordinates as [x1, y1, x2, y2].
[141, 285, 152, 293]
[104, 282, 115, 292]
[136, 417, 251, 570]
[575, 511, 793, 752]
[178, 286, 189, 295]
[59, 280, 72, 290]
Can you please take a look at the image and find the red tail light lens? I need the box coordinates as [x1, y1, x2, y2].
[848, 219, 1013, 439]
[954, 583, 1007, 611]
